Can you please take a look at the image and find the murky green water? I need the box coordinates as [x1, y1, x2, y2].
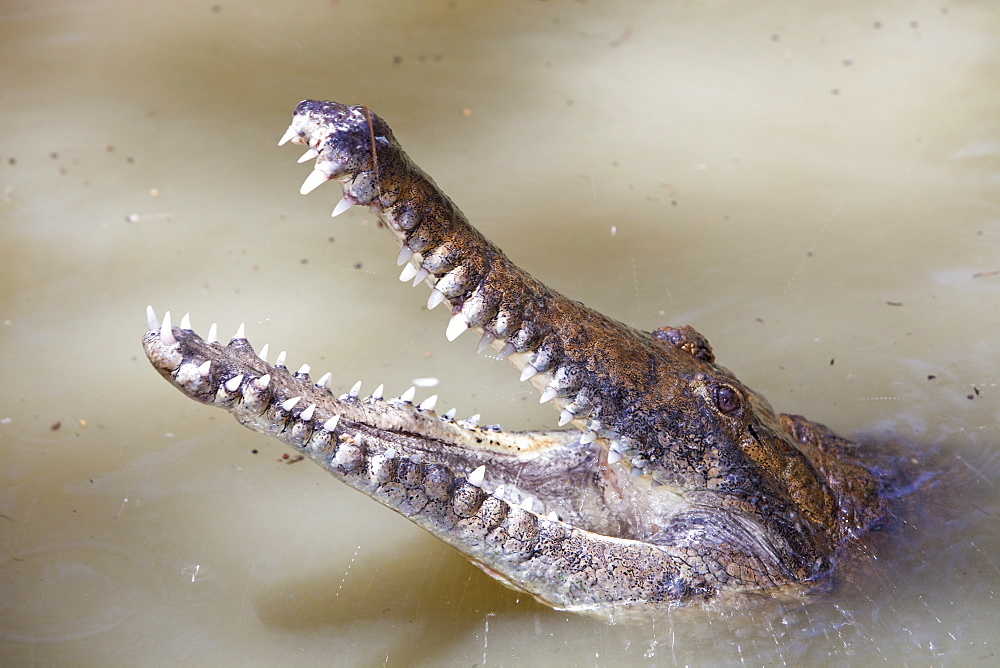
[2, 0, 998, 664]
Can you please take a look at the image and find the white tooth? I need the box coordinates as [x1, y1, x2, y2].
[198, 360, 212, 377]
[396, 246, 414, 266]
[179, 313, 192, 330]
[278, 125, 297, 146]
[296, 364, 310, 376]
[492, 484, 505, 499]
[146, 305, 160, 331]
[331, 195, 353, 218]
[299, 169, 329, 195]
[607, 449, 623, 464]
[399, 263, 418, 282]
[467, 465, 486, 487]
[371, 384, 384, 400]
[399, 386, 416, 403]
[281, 396, 301, 411]
[322, 415, 340, 431]
[206, 323, 218, 344]
[630, 466, 644, 479]
[539, 387, 558, 404]
[466, 414, 480, 428]
[446, 313, 468, 341]
[580, 430, 598, 444]
[316, 371, 332, 389]
[233, 322, 246, 340]
[477, 331, 496, 353]
[442, 408, 457, 421]
[519, 498, 534, 512]
[411, 267, 429, 286]
[547, 511, 559, 522]
[299, 403, 316, 421]
[297, 147, 319, 163]
[427, 288, 446, 310]
[497, 342, 516, 359]
[348, 380, 362, 398]
[558, 409, 574, 426]
[520, 364, 538, 382]
[275, 351, 287, 367]
[255, 374, 271, 389]
[224, 374, 244, 393]
[258, 343, 269, 363]
[160, 311, 176, 345]
[418, 395, 438, 411]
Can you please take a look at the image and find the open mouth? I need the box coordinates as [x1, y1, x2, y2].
[142, 100, 890, 616]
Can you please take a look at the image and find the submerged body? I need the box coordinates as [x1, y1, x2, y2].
[144, 101, 897, 616]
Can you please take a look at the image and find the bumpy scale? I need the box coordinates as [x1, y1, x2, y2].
[143, 101, 890, 617]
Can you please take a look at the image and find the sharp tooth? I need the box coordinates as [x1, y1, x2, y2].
[418, 395, 438, 411]
[331, 195, 353, 218]
[580, 430, 598, 444]
[296, 364, 310, 376]
[467, 465, 486, 487]
[411, 267, 429, 286]
[492, 484, 505, 499]
[275, 351, 287, 367]
[427, 288, 446, 310]
[520, 497, 534, 511]
[323, 415, 340, 431]
[146, 305, 160, 331]
[396, 246, 414, 266]
[232, 322, 246, 341]
[198, 360, 212, 377]
[299, 169, 329, 195]
[539, 387, 558, 404]
[179, 312, 192, 330]
[497, 342, 516, 359]
[316, 372, 332, 389]
[399, 263, 418, 282]
[348, 381, 362, 398]
[441, 408, 457, 421]
[278, 125, 297, 146]
[466, 413, 480, 427]
[224, 374, 244, 393]
[371, 384, 384, 400]
[258, 344, 269, 363]
[650, 478, 664, 488]
[160, 311, 176, 345]
[280, 396, 301, 411]
[607, 449, 623, 464]
[630, 466, 644, 479]
[399, 386, 416, 403]
[297, 147, 319, 163]
[520, 364, 538, 382]
[547, 511, 559, 522]
[446, 313, 468, 341]
[206, 323, 218, 344]
[477, 331, 496, 353]
[299, 403, 316, 421]
[255, 374, 271, 389]
[558, 409, 574, 426]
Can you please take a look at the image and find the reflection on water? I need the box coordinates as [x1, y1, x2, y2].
[1, 0, 998, 664]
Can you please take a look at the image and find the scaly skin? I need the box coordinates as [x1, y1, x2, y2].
[143, 100, 890, 617]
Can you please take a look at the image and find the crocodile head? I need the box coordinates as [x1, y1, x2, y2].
[143, 100, 890, 617]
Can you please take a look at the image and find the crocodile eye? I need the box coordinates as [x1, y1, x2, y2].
[713, 384, 742, 416]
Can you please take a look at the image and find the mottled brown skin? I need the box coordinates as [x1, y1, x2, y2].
[142, 101, 892, 617]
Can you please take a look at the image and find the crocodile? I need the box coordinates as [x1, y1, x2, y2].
[143, 100, 895, 617]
